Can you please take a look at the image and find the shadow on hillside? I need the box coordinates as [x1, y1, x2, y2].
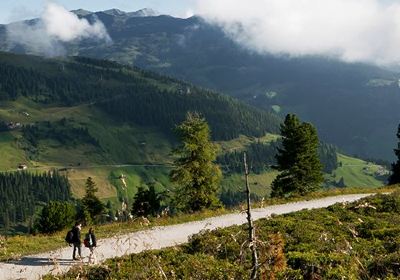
[10, 257, 76, 266]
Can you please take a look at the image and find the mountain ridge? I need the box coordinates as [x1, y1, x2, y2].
[71, 8, 161, 18]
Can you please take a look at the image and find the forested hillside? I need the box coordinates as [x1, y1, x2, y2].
[0, 52, 388, 233]
[0, 52, 283, 220]
[0, 171, 71, 232]
[0, 53, 280, 140]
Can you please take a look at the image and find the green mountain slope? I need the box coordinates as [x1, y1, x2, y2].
[0, 52, 387, 209]
[0, 52, 281, 202]
[0, 53, 280, 140]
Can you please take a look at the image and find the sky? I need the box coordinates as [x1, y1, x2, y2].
[0, 0, 195, 24]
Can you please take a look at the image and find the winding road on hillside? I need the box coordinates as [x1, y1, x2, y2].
[0, 193, 374, 280]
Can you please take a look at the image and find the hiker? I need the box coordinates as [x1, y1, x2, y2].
[85, 227, 97, 264]
[71, 222, 82, 260]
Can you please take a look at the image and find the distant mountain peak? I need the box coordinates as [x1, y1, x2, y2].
[71, 9, 92, 16]
[102, 8, 126, 16]
[128, 8, 159, 17]
[72, 8, 160, 18]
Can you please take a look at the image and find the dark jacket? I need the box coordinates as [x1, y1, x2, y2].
[85, 233, 97, 247]
[72, 226, 81, 244]
[88, 233, 97, 247]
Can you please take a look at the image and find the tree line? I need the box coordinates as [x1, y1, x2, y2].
[0, 171, 71, 231]
[217, 141, 279, 174]
[98, 88, 280, 141]
[22, 119, 99, 149]
[217, 140, 337, 175]
[0, 56, 164, 104]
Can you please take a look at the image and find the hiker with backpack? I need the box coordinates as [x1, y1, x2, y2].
[67, 222, 82, 260]
[84, 227, 97, 264]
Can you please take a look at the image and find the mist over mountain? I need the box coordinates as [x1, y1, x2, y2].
[194, 0, 400, 66]
[0, 8, 399, 160]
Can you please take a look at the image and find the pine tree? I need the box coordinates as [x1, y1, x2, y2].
[389, 124, 400, 185]
[131, 184, 162, 217]
[271, 114, 323, 197]
[81, 177, 104, 221]
[170, 112, 222, 211]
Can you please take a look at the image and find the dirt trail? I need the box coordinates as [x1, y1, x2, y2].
[0, 193, 372, 280]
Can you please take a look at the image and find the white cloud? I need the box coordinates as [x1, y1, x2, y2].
[6, 2, 111, 56]
[184, 9, 195, 18]
[194, 0, 400, 65]
[7, 21, 66, 57]
[42, 3, 110, 42]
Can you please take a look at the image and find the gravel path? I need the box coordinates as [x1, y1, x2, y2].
[0, 193, 373, 280]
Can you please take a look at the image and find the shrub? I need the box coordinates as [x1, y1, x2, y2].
[36, 201, 76, 233]
[86, 266, 111, 280]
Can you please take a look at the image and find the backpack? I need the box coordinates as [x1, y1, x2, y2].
[65, 230, 74, 244]
[84, 233, 91, 248]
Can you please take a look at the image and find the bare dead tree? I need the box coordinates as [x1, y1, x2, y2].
[244, 152, 259, 279]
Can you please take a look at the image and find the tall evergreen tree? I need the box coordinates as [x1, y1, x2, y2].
[81, 177, 104, 221]
[389, 124, 400, 185]
[170, 112, 222, 211]
[271, 114, 323, 197]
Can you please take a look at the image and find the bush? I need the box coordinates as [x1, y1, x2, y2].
[367, 252, 400, 278]
[86, 266, 111, 280]
[36, 201, 76, 233]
